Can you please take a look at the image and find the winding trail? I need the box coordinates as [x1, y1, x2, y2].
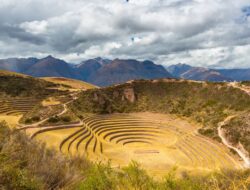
[229, 82, 250, 95]
[218, 117, 250, 168]
[216, 82, 250, 168]
[17, 93, 80, 130]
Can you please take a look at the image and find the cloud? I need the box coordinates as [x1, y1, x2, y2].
[0, 0, 249, 68]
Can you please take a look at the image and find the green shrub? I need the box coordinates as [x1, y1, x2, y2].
[121, 161, 155, 190]
[75, 163, 114, 190]
[0, 122, 90, 189]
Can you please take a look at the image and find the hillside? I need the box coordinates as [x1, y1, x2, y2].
[0, 57, 38, 73]
[1, 56, 250, 86]
[76, 58, 105, 81]
[180, 68, 232, 82]
[41, 77, 98, 91]
[85, 59, 173, 86]
[167, 63, 250, 81]
[0, 56, 173, 87]
[0, 70, 59, 97]
[167, 63, 193, 77]
[218, 69, 250, 81]
[167, 64, 231, 81]
[25, 56, 78, 79]
[70, 79, 250, 156]
[0, 73, 250, 189]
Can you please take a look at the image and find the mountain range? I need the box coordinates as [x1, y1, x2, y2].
[0, 56, 172, 86]
[166, 63, 250, 82]
[0, 56, 249, 86]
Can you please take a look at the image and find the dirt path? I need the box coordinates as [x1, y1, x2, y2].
[229, 82, 250, 95]
[18, 93, 80, 130]
[218, 116, 250, 168]
[17, 104, 67, 129]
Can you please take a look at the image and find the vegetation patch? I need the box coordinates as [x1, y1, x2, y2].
[70, 80, 250, 142]
[20, 104, 64, 124]
[0, 75, 58, 97]
[43, 110, 80, 126]
[222, 112, 250, 154]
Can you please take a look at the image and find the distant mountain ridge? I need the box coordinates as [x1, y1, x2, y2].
[0, 56, 172, 86]
[0, 57, 39, 73]
[0, 56, 249, 86]
[26, 56, 78, 79]
[85, 59, 172, 86]
[167, 63, 250, 82]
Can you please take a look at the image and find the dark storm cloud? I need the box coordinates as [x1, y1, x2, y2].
[0, 24, 45, 45]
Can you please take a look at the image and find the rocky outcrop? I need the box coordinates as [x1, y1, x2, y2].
[123, 88, 135, 103]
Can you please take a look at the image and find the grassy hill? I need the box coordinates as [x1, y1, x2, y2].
[0, 71, 75, 124]
[70, 79, 250, 153]
[0, 70, 29, 77]
[41, 77, 98, 90]
[0, 70, 59, 97]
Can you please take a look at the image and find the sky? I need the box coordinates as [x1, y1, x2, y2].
[0, 0, 250, 68]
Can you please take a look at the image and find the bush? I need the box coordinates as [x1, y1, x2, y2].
[25, 116, 40, 124]
[120, 161, 155, 190]
[75, 163, 114, 190]
[0, 122, 90, 189]
[31, 116, 40, 122]
[61, 116, 71, 123]
[48, 116, 60, 123]
[24, 118, 32, 124]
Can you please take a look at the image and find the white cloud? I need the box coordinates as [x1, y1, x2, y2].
[0, 0, 249, 68]
[20, 20, 48, 35]
[84, 42, 122, 57]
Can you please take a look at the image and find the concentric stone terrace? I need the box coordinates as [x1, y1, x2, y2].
[25, 113, 242, 174]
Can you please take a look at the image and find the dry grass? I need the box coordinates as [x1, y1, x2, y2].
[41, 77, 97, 90]
[24, 113, 243, 178]
[42, 97, 61, 106]
[0, 115, 22, 129]
[0, 70, 29, 77]
[0, 121, 249, 189]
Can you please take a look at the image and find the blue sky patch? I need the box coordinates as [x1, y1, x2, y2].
[242, 6, 250, 17]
